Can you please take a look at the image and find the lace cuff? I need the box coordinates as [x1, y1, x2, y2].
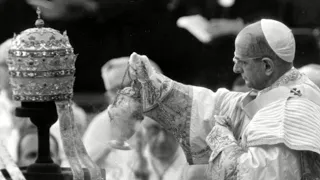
[208, 145, 243, 179]
[206, 124, 238, 162]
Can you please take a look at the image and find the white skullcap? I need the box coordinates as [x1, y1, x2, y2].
[261, 19, 295, 62]
[101, 57, 129, 90]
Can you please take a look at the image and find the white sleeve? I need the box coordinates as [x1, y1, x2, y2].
[205, 124, 301, 180]
[236, 144, 301, 180]
[183, 144, 301, 180]
[82, 110, 112, 163]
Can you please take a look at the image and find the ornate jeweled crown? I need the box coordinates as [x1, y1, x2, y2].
[6, 8, 77, 102]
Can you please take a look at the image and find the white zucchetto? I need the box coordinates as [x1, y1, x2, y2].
[261, 19, 296, 62]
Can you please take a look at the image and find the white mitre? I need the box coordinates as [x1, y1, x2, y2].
[261, 19, 296, 62]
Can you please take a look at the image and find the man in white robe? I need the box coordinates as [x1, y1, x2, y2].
[0, 38, 16, 140]
[83, 57, 188, 180]
[128, 118, 187, 180]
[83, 57, 162, 168]
[125, 19, 320, 179]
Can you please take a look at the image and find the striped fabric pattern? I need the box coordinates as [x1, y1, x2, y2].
[245, 97, 320, 155]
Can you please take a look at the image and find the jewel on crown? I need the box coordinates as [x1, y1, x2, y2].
[6, 7, 77, 102]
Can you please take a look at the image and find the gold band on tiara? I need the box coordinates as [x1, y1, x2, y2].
[7, 29, 76, 102]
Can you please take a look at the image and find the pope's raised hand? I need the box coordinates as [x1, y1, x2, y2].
[128, 52, 155, 83]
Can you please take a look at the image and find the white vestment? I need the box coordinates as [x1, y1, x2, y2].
[140, 68, 320, 179]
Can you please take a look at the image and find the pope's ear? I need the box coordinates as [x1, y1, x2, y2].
[262, 57, 274, 76]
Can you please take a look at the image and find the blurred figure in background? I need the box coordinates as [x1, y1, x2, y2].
[299, 64, 320, 87]
[129, 119, 186, 180]
[232, 75, 251, 92]
[174, 0, 282, 34]
[173, 0, 283, 90]
[82, 57, 162, 177]
[83, 57, 187, 179]
[17, 128, 61, 167]
[5, 101, 87, 167]
[0, 38, 32, 165]
[0, 38, 15, 139]
[82, 57, 144, 179]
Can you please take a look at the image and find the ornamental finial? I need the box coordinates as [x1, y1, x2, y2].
[36, 7, 41, 19]
[35, 7, 44, 28]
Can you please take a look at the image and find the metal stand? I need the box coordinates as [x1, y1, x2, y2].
[0, 101, 104, 180]
[15, 101, 64, 180]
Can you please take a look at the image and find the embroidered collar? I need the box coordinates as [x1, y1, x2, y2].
[258, 68, 302, 95]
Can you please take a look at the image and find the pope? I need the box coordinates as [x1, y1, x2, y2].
[124, 19, 320, 179]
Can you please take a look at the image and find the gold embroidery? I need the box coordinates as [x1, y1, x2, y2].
[259, 68, 302, 95]
[144, 81, 194, 164]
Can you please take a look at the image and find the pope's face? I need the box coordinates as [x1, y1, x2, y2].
[233, 33, 268, 90]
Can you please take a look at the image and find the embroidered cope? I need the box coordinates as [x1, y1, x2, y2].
[141, 68, 320, 180]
